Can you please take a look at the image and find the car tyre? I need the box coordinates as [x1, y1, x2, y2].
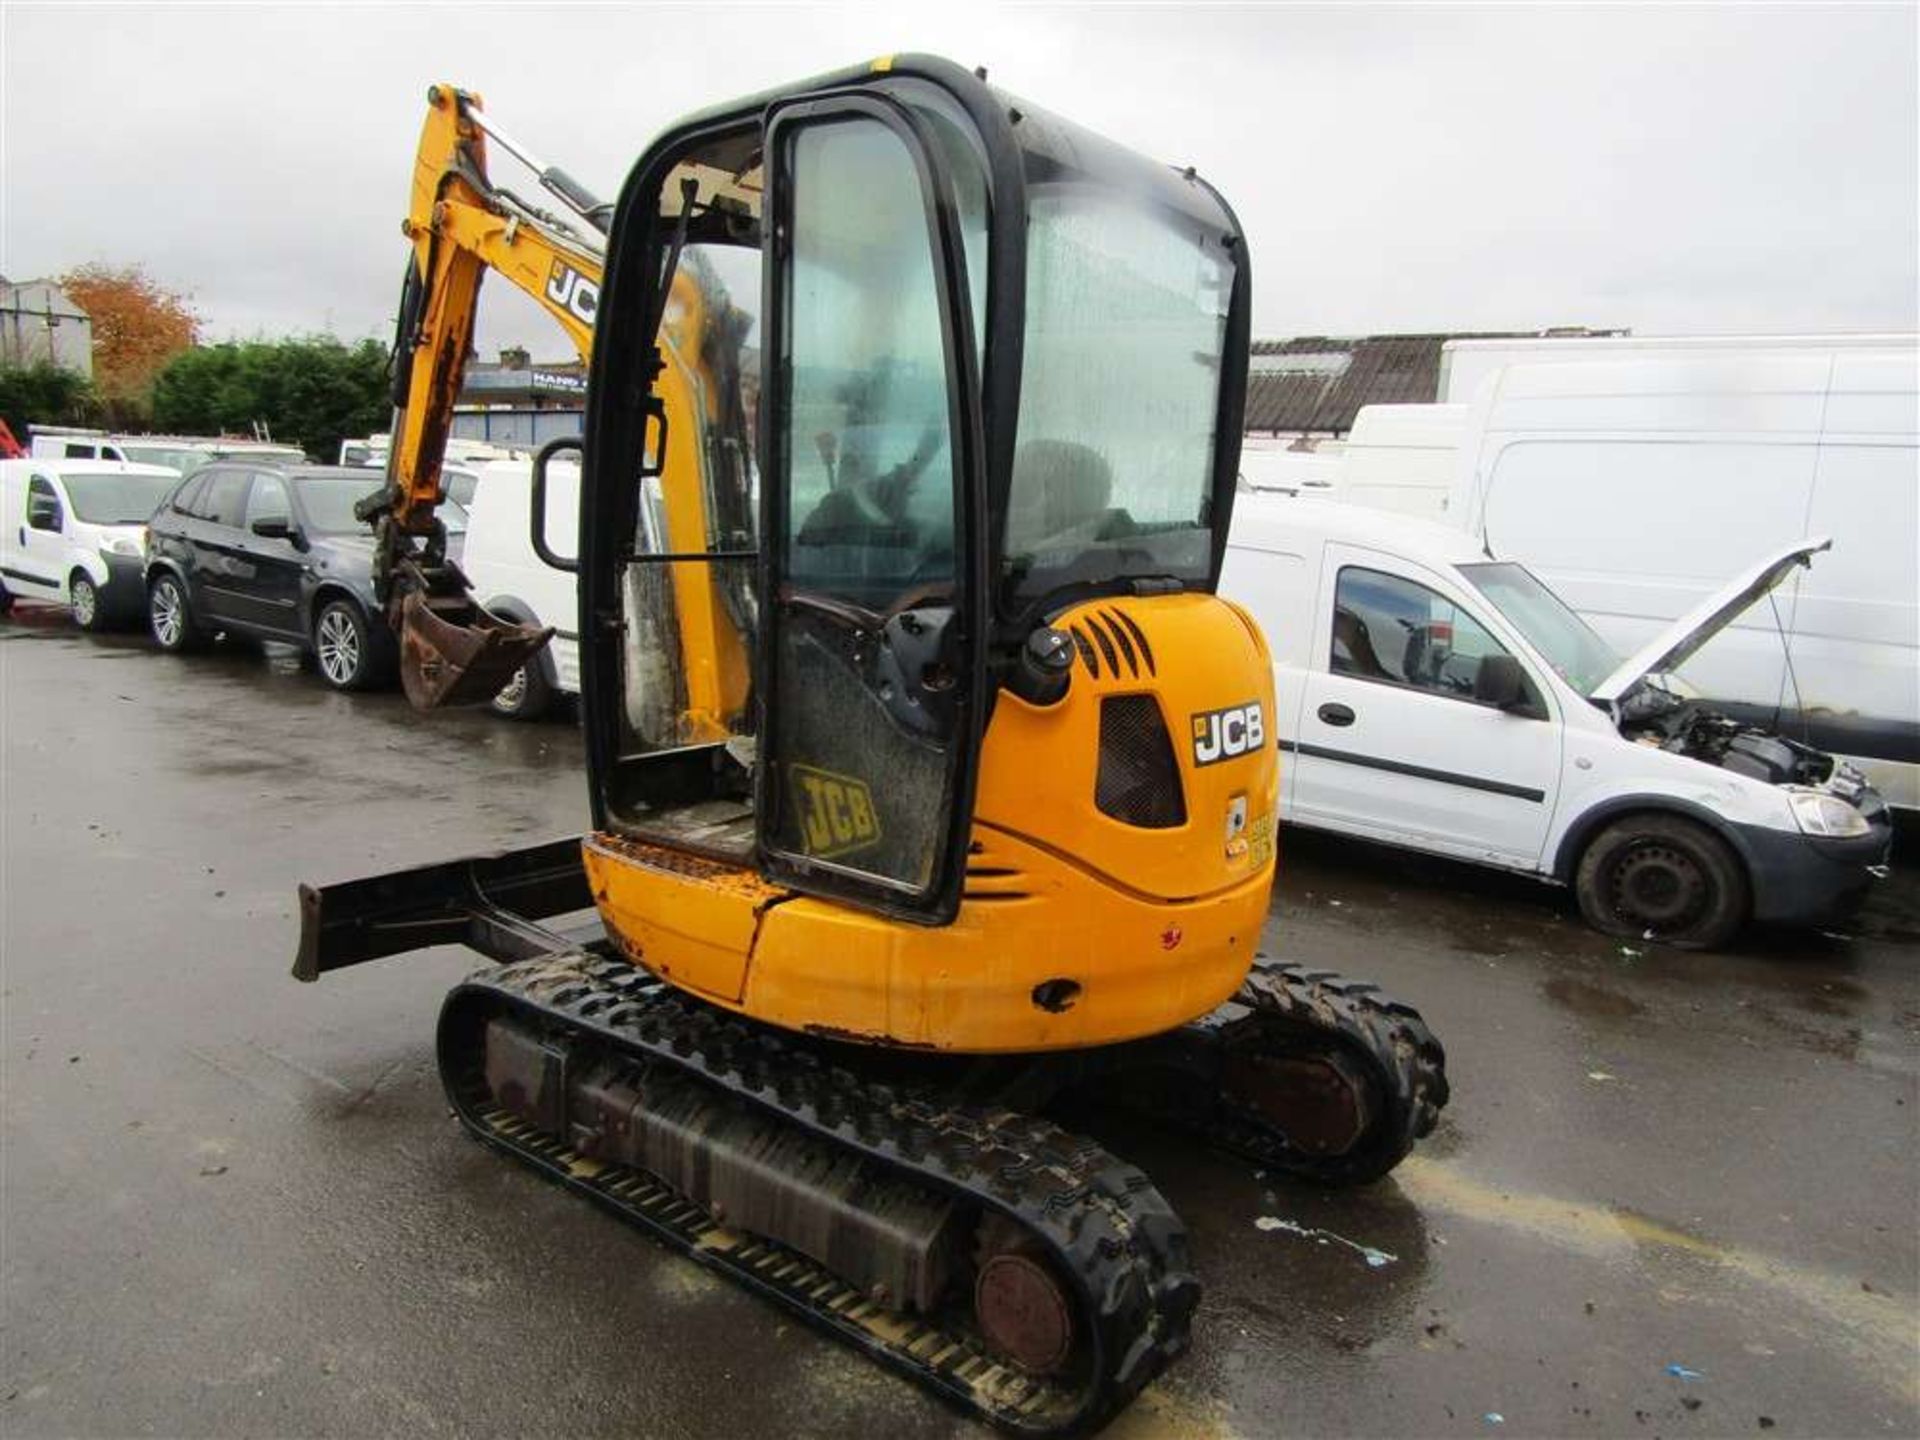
[1574, 813, 1748, 950]
[312, 599, 381, 691]
[489, 658, 553, 721]
[69, 572, 106, 632]
[147, 573, 206, 652]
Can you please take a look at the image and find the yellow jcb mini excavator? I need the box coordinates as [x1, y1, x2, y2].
[300, 59, 1449, 1433]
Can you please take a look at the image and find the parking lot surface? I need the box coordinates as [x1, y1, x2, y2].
[4, 610, 1916, 1438]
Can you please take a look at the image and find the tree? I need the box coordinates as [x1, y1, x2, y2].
[58, 264, 199, 419]
[0, 362, 97, 438]
[152, 336, 390, 462]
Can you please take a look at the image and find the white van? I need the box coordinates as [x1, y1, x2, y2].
[459, 458, 580, 719]
[1333, 403, 1468, 518]
[1450, 342, 1920, 810]
[0, 459, 182, 629]
[1221, 495, 1893, 947]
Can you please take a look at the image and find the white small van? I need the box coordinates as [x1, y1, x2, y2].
[1222, 495, 1893, 947]
[0, 459, 182, 629]
[459, 458, 580, 719]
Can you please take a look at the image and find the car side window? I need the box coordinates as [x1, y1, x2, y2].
[200, 470, 251, 528]
[246, 473, 290, 527]
[1332, 566, 1513, 701]
[26, 475, 63, 529]
[171, 473, 211, 516]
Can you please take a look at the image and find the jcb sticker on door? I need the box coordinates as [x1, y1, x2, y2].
[790, 764, 882, 859]
[1191, 702, 1266, 766]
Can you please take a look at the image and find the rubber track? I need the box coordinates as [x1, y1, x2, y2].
[436, 951, 1198, 1436]
[1153, 957, 1451, 1186]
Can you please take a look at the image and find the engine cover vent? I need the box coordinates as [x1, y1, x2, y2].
[1095, 696, 1187, 829]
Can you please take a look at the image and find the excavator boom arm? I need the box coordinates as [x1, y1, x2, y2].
[367, 83, 607, 708]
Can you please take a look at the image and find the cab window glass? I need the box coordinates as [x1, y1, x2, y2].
[782, 116, 958, 610]
[199, 471, 251, 527]
[246, 473, 290, 527]
[1332, 566, 1511, 700]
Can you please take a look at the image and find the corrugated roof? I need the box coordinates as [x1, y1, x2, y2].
[1245, 331, 1614, 434]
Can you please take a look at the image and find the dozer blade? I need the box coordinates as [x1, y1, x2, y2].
[397, 590, 554, 710]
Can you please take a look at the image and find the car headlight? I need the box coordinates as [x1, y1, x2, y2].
[1786, 788, 1871, 839]
[101, 536, 142, 558]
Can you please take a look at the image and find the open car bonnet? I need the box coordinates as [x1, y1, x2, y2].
[1589, 536, 1832, 706]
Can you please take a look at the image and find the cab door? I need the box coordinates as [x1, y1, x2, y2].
[1290, 545, 1563, 869]
[756, 100, 986, 922]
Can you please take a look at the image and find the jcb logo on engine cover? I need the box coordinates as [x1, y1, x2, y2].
[545, 261, 599, 328]
[1191, 702, 1266, 766]
[790, 764, 882, 859]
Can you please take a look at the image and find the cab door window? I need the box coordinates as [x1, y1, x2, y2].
[783, 122, 959, 606]
[1332, 566, 1514, 700]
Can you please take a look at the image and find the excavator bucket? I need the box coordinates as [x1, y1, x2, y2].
[396, 591, 554, 710]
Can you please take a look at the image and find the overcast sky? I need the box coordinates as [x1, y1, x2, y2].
[4, 3, 1915, 359]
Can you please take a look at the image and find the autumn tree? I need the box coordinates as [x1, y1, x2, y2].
[58, 263, 200, 423]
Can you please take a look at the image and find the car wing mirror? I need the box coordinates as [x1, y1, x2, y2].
[27, 499, 62, 531]
[1474, 652, 1541, 715]
[250, 516, 292, 540]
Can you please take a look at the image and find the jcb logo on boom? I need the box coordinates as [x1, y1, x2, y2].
[1191, 702, 1266, 767]
[790, 764, 882, 859]
[545, 261, 599, 328]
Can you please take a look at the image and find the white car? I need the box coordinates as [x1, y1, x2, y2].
[1222, 495, 1893, 947]
[0, 459, 181, 630]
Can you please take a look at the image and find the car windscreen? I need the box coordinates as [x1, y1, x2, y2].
[1460, 561, 1622, 697]
[292, 476, 386, 534]
[118, 446, 209, 476]
[61, 472, 181, 525]
[291, 476, 467, 535]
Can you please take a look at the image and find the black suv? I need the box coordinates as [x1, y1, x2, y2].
[143, 462, 465, 690]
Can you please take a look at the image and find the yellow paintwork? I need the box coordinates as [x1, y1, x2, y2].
[587, 592, 1281, 1052]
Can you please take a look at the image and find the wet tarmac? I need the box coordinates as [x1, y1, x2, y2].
[4, 606, 1916, 1439]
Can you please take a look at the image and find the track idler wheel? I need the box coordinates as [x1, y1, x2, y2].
[1220, 1046, 1375, 1158]
[974, 1216, 1079, 1377]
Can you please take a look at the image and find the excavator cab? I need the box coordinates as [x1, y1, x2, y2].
[582, 57, 1248, 922]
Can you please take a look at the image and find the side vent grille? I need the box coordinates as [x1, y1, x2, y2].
[1095, 696, 1186, 829]
[1069, 626, 1100, 677]
[1068, 611, 1157, 680]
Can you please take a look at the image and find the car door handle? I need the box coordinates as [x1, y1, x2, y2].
[1317, 702, 1356, 727]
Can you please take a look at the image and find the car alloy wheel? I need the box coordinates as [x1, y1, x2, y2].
[316, 606, 363, 687]
[70, 577, 99, 629]
[150, 579, 186, 647]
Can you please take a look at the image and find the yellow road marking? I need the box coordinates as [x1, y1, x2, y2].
[1396, 1156, 1918, 1404]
